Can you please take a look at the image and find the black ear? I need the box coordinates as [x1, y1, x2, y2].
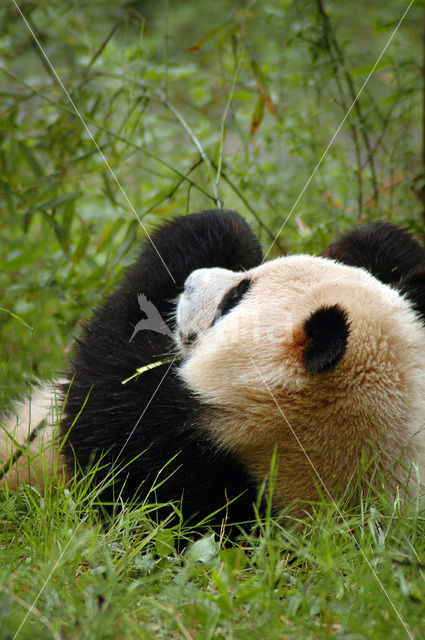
[323, 222, 425, 286]
[303, 305, 350, 373]
[398, 266, 425, 326]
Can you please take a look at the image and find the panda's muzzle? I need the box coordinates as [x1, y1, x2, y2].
[178, 330, 198, 347]
[175, 268, 252, 353]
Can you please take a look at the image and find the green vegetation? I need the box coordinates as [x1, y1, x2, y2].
[1, 1, 425, 638]
[1, 476, 425, 639]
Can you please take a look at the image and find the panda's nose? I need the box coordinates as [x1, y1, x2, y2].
[178, 330, 197, 346]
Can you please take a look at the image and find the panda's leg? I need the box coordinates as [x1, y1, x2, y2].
[59, 210, 262, 503]
[0, 383, 65, 491]
[119, 209, 263, 326]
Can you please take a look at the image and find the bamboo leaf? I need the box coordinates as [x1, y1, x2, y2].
[250, 59, 276, 115]
[186, 21, 233, 52]
[113, 220, 138, 265]
[0, 308, 33, 330]
[251, 94, 265, 135]
[18, 141, 44, 178]
[34, 192, 82, 212]
[72, 233, 90, 266]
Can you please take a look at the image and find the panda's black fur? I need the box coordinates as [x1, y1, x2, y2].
[4, 211, 425, 530]
[324, 221, 425, 325]
[60, 211, 262, 528]
[323, 222, 425, 285]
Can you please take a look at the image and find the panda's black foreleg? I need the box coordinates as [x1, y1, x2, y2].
[60, 211, 261, 463]
[122, 209, 263, 319]
[59, 211, 261, 527]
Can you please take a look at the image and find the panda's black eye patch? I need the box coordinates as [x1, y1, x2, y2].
[212, 278, 252, 326]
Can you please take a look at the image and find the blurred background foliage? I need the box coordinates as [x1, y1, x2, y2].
[1, 0, 425, 404]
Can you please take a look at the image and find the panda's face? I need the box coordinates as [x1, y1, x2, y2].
[176, 255, 425, 509]
[176, 254, 424, 405]
[177, 254, 410, 364]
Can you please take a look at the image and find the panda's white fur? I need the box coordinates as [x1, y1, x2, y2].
[0, 383, 62, 490]
[176, 256, 425, 511]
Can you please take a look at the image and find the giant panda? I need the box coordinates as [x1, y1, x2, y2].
[2, 210, 425, 529]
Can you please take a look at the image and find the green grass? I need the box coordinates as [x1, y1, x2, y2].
[1, 470, 425, 639]
[2, 1, 425, 638]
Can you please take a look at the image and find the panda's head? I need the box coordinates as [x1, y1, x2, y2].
[176, 256, 425, 513]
